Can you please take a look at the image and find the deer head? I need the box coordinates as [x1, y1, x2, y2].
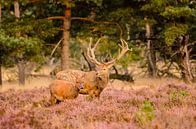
[86, 37, 130, 82]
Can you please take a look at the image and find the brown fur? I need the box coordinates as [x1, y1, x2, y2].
[49, 80, 79, 105]
[78, 77, 104, 98]
[56, 68, 109, 98]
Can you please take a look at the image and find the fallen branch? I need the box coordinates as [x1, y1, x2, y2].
[109, 73, 134, 82]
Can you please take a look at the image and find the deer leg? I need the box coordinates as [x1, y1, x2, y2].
[50, 95, 57, 105]
[79, 89, 88, 94]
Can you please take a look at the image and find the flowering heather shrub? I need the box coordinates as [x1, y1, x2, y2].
[0, 82, 195, 129]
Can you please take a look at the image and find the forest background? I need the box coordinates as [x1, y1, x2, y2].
[0, 0, 195, 86]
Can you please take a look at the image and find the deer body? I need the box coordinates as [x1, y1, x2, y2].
[49, 37, 130, 104]
[56, 68, 109, 97]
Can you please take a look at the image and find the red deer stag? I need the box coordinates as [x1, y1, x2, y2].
[50, 38, 130, 104]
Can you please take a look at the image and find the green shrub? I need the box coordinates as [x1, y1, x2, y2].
[135, 100, 155, 125]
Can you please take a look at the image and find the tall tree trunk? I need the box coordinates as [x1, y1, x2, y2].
[146, 22, 157, 77]
[179, 35, 193, 83]
[0, 4, 2, 86]
[0, 58, 2, 86]
[0, 63, 2, 86]
[17, 60, 25, 85]
[0, 3, 2, 22]
[61, 6, 71, 70]
[14, 0, 20, 18]
[125, 23, 130, 40]
[14, 0, 25, 85]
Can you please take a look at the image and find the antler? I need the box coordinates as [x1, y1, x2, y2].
[104, 38, 130, 67]
[86, 37, 130, 68]
[86, 37, 102, 66]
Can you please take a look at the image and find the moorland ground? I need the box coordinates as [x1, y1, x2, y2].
[0, 76, 195, 129]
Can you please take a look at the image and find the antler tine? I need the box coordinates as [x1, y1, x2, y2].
[93, 38, 102, 51]
[104, 38, 130, 67]
[86, 38, 102, 66]
[86, 37, 130, 68]
[116, 38, 130, 60]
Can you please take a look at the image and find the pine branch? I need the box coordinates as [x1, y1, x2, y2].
[71, 17, 123, 38]
[47, 16, 64, 20]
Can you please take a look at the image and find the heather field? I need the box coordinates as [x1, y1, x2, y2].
[0, 79, 196, 129]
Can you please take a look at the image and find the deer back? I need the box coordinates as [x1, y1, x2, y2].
[56, 69, 86, 84]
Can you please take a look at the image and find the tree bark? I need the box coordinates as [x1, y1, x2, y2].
[14, 0, 20, 18]
[146, 22, 157, 77]
[0, 4, 2, 86]
[61, 6, 71, 70]
[0, 61, 2, 86]
[179, 35, 193, 83]
[0, 3, 2, 22]
[14, 0, 25, 85]
[17, 60, 25, 85]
